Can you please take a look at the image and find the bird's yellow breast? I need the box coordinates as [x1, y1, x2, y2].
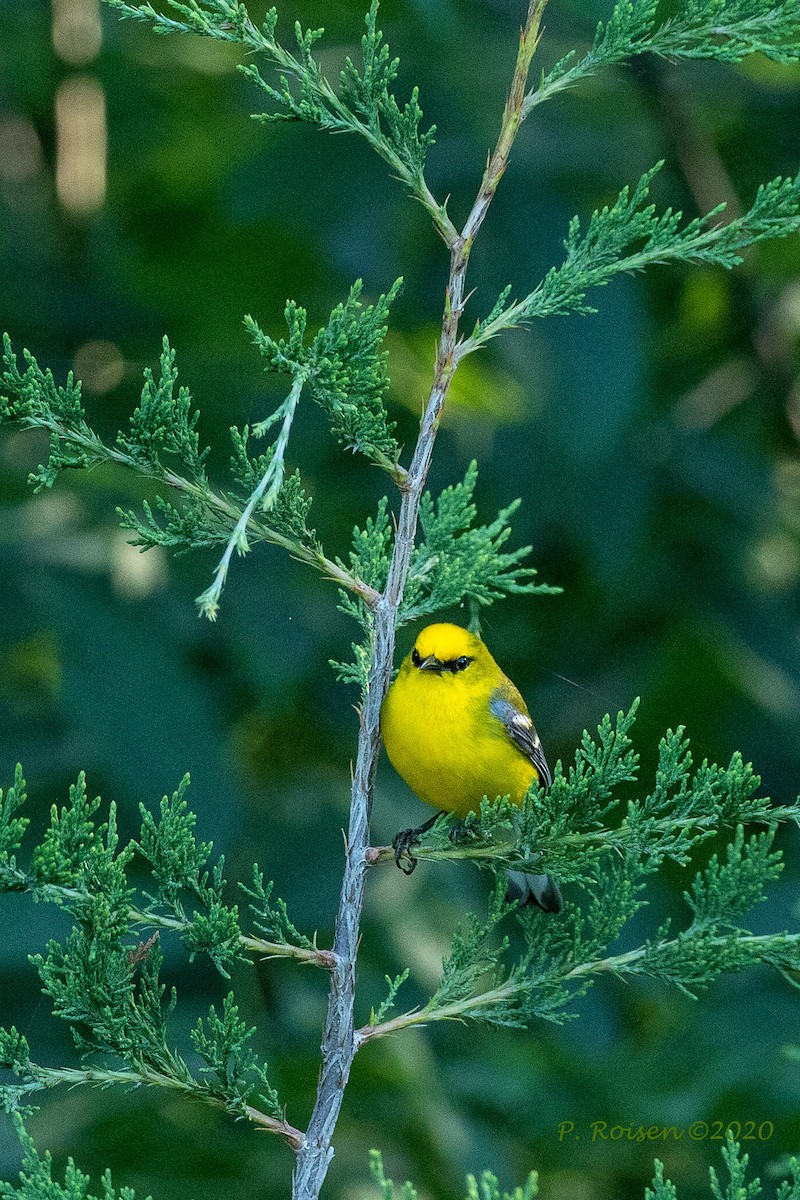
[380, 665, 536, 818]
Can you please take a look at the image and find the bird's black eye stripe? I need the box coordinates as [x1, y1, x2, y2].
[454, 656, 472, 672]
[411, 647, 421, 667]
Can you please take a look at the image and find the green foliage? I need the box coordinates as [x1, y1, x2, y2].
[32, 774, 131, 895]
[401, 461, 561, 623]
[0, 1112, 146, 1200]
[117, 337, 209, 480]
[707, 1142, 765, 1200]
[650, 0, 800, 63]
[463, 1172, 539, 1200]
[369, 1150, 539, 1200]
[136, 776, 213, 904]
[0, 336, 273, 550]
[228, 429, 318, 551]
[105, 0, 436, 190]
[329, 632, 378, 693]
[347, 498, 394, 599]
[34, 929, 188, 1078]
[0, 335, 105, 491]
[530, 0, 800, 110]
[0, 282, 398, 619]
[0, 770, 307, 1128]
[191, 993, 281, 1118]
[114, 363, 319, 579]
[0, 765, 28, 869]
[338, 3, 435, 176]
[0, 1029, 32, 1081]
[369, 969, 411, 1026]
[369, 1151, 418, 1200]
[687, 826, 783, 929]
[414, 701, 799, 885]
[118, 494, 230, 554]
[477, 164, 800, 336]
[428, 881, 512, 1014]
[134, 777, 242, 974]
[241, 867, 314, 951]
[778, 1167, 800, 1200]
[332, 465, 558, 689]
[370, 1140, 799, 1200]
[245, 279, 402, 469]
[331, 499, 392, 688]
[372, 705, 800, 1028]
[647, 1160, 680, 1200]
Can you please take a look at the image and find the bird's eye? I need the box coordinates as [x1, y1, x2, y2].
[411, 648, 421, 667]
[455, 656, 471, 671]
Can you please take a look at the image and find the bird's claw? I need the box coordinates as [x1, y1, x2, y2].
[448, 818, 481, 845]
[448, 820, 466, 844]
[392, 812, 441, 875]
[392, 827, 420, 875]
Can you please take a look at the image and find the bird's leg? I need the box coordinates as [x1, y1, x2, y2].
[392, 812, 442, 875]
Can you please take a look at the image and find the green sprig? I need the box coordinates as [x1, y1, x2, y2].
[0, 335, 102, 490]
[369, 1151, 418, 1200]
[428, 881, 512, 1013]
[0, 766, 28, 868]
[338, 2, 436, 177]
[245, 279, 402, 469]
[370, 969, 411, 1026]
[0, 773, 295, 1130]
[528, 0, 800, 112]
[134, 778, 242, 974]
[191, 993, 281, 1118]
[330, 498, 393, 690]
[369, 1149, 539, 1200]
[475, 165, 800, 339]
[687, 826, 783, 930]
[241, 867, 314, 951]
[401, 461, 560, 623]
[364, 705, 800, 1030]
[0, 1111, 148, 1200]
[370, 1138, 799, 1200]
[104, 0, 438, 210]
[117, 336, 209, 479]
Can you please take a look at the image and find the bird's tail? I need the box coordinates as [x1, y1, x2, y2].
[505, 870, 563, 914]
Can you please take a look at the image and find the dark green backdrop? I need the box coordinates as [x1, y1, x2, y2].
[1, 1, 799, 1198]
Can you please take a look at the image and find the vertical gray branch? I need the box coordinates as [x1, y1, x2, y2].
[291, 5, 549, 1197]
[289, 298, 467, 1200]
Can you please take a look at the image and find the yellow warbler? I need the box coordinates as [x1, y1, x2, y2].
[381, 622, 561, 912]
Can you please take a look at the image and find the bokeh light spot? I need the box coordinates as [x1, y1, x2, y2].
[73, 340, 125, 393]
[55, 75, 106, 215]
[52, 0, 102, 66]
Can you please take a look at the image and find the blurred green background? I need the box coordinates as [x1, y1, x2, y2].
[1, 0, 799, 1197]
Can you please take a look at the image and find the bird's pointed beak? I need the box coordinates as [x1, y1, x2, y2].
[418, 655, 443, 673]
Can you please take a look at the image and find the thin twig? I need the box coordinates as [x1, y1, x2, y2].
[291, 6, 549, 1198]
[128, 907, 338, 969]
[0, 870, 338, 971]
[11, 412, 380, 608]
[17, 1062, 304, 1149]
[197, 372, 307, 619]
[363, 803, 800, 867]
[354, 932, 800, 1044]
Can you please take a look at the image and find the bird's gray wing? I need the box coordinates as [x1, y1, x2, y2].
[489, 689, 552, 790]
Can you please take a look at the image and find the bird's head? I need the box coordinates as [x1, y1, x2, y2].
[402, 623, 494, 681]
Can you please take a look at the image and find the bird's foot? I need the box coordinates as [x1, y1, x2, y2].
[392, 813, 441, 875]
[447, 818, 480, 845]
